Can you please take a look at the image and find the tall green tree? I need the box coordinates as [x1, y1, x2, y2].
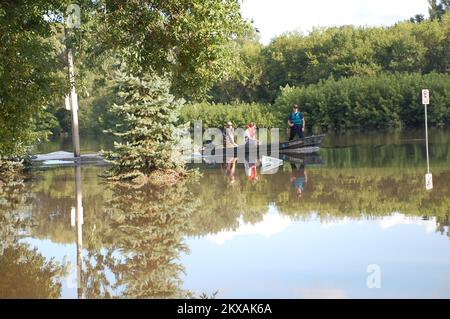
[88, 0, 251, 99]
[0, 1, 66, 164]
[103, 65, 186, 181]
[429, 0, 450, 20]
[208, 30, 267, 103]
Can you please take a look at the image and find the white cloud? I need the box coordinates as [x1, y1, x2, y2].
[206, 208, 292, 245]
[240, 0, 430, 44]
[377, 212, 437, 233]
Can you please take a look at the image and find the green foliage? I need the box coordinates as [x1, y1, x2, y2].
[0, 0, 250, 179]
[89, 0, 251, 99]
[209, 12, 449, 102]
[0, 160, 25, 182]
[274, 72, 450, 130]
[429, 0, 450, 20]
[208, 30, 268, 103]
[103, 65, 186, 180]
[0, 2, 66, 159]
[81, 77, 119, 135]
[181, 102, 280, 129]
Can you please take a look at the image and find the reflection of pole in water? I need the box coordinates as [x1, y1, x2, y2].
[75, 165, 83, 299]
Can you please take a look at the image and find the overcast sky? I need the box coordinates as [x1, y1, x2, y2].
[240, 0, 430, 44]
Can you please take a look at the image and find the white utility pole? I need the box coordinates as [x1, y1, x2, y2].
[65, 28, 81, 158]
[75, 165, 83, 299]
[65, 4, 81, 159]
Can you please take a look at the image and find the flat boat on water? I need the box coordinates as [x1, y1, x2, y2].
[202, 134, 325, 157]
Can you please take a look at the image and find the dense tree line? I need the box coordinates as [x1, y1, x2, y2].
[211, 11, 449, 103]
[0, 0, 250, 175]
[184, 72, 450, 131]
[1, 1, 449, 178]
[14, 6, 449, 138]
[274, 72, 450, 130]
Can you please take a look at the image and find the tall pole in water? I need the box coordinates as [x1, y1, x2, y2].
[424, 103, 430, 174]
[75, 165, 83, 299]
[65, 27, 81, 158]
[422, 89, 433, 190]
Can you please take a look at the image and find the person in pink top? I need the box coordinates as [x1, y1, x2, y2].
[244, 122, 258, 145]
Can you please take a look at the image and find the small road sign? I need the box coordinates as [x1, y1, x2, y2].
[422, 89, 429, 105]
[425, 173, 433, 191]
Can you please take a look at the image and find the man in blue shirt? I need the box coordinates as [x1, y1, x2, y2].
[288, 104, 305, 140]
[290, 163, 307, 199]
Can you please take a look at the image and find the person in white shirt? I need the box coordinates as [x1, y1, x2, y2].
[224, 121, 238, 148]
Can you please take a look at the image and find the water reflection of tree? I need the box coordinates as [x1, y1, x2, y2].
[188, 167, 450, 233]
[0, 176, 67, 298]
[17, 165, 450, 298]
[29, 167, 450, 244]
[188, 171, 269, 236]
[321, 142, 450, 169]
[0, 245, 66, 298]
[83, 180, 199, 298]
[23, 168, 199, 298]
[29, 167, 109, 244]
[277, 169, 450, 220]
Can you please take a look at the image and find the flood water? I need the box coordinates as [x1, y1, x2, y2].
[1, 129, 450, 299]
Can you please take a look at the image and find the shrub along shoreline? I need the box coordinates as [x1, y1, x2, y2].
[183, 72, 450, 132]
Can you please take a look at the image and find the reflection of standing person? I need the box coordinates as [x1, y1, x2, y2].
[225, 157, 238, 184]
[290, 163, 307, 198]
[244, 157, 259, 182]
[288, 104, 305, 140]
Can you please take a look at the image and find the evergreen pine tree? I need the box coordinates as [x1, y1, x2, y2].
[103, 65, 187, 181]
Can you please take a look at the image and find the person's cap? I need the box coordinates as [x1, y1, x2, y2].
[227, 121, 233, 126]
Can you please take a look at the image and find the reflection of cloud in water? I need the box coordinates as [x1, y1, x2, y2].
[206, 206, 292, 245]
[321, 216, 354, 228]
[293, 287, 347, 299]
[376, 212, 437, 233]
[320, 212, 438, 234]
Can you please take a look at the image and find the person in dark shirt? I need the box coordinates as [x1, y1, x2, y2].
[288, 104, 305, 140]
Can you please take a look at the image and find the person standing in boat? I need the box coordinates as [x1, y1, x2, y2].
[224, 121, 238, 148]
[288, 104, 305, 140]
[245, 122, 258, 164]
[244, 122, 258, 146]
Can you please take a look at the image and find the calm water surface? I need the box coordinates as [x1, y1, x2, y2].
[1, 129, 450, 298]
